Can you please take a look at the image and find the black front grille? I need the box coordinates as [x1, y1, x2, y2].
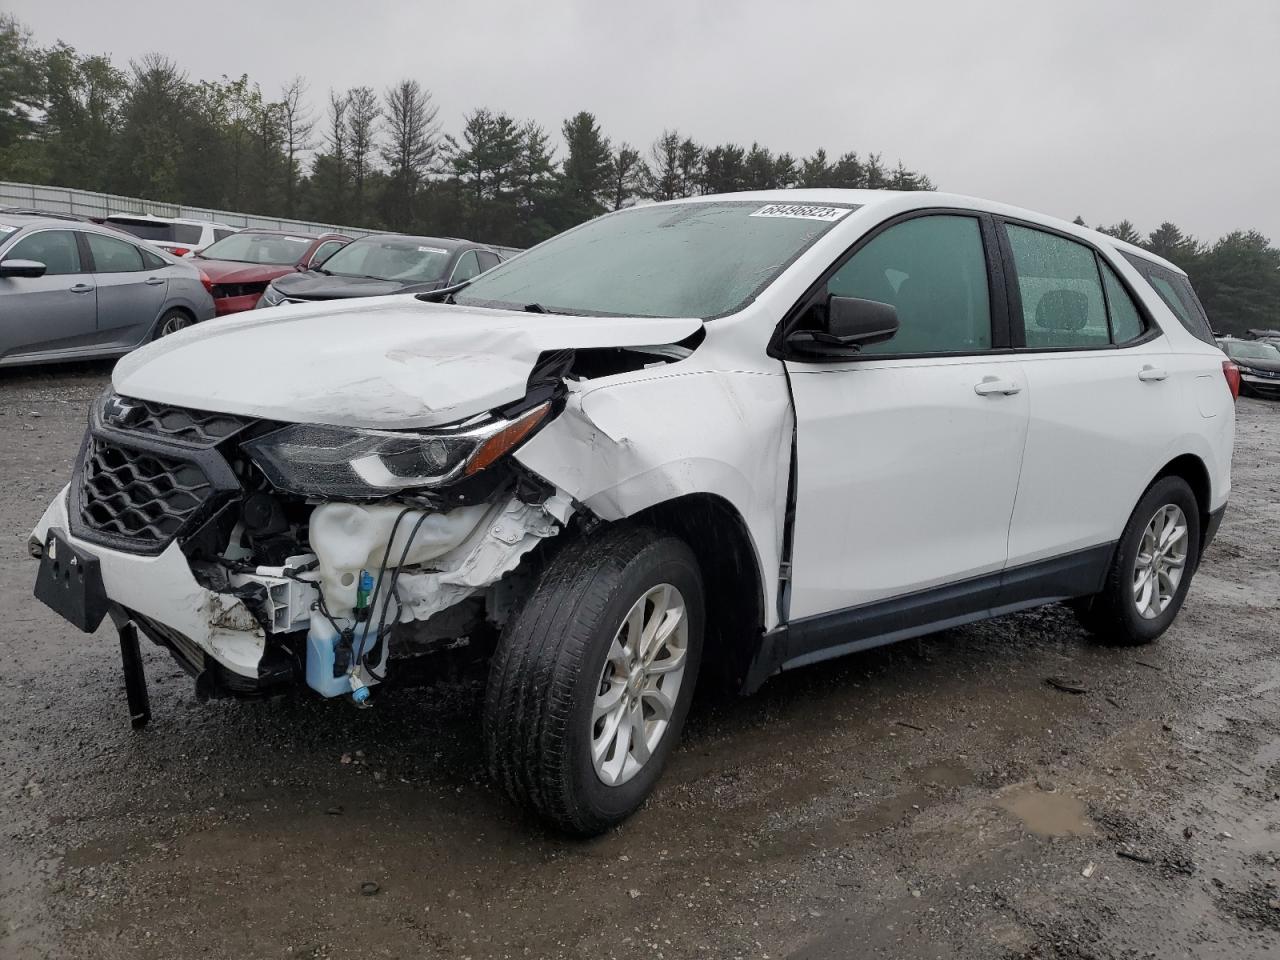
[211, 282, 267, 300]
[71, 396, 250, 554]
[116, 397, 251, 447]
[79, 440, 216, 544]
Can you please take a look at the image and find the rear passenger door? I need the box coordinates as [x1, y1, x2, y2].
[84, 231, 171, 347]
[999, 221, 1174, 570]
[784, 212, 1030, 623]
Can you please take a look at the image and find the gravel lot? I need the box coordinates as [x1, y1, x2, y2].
[2, 362, 1278, 960]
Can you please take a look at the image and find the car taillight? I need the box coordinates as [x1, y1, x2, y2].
[199, 270, 214, 296]
[171, 246, 191, 257]
[1222, 360, 1241, 400]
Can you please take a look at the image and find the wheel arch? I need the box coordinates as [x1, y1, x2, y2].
[1149, 452, 1212, 555]
[626, 492, 768, 692]
[149, 303, 196, 341]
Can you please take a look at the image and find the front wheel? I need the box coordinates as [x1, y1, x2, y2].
[483, 525, 704, 835]
[1073, 475, 1202, 645]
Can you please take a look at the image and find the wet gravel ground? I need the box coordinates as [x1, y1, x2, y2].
[2, 362, 1279, 960]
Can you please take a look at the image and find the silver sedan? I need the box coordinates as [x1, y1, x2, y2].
[0, 214, 217, 367]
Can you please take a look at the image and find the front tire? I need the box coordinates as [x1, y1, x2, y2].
[483, 525, 704, 835]
[1073, 476, 1201, 645]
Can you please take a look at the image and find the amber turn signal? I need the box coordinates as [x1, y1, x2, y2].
[464, 402, 551, 476]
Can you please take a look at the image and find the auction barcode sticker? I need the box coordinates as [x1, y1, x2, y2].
[418, 246, 449, 255]
[750, 203, 851, 223]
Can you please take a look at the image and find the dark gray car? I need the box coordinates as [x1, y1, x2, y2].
[258, 234, 510, 307]
[0, 214, 216, 367]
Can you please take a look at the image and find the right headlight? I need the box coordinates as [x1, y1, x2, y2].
[260, 284, 286, 307]
[242, 402, 551, 498]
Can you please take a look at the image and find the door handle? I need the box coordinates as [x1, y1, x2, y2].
[974, 376, 1022, 396]
[69, 283, 94, 294]
[1138, 365, 1168, 383]
[144, 277, 165, 286]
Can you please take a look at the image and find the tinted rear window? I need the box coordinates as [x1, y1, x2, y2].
[172, 224, 203, 244]
[1121, 252, 1215, 345]
[107, 218, 173, 242]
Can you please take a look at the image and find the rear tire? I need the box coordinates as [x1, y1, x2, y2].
[1073, 476, 1201, 646]
[483, 525, 704, 836]
[154, 309, 192, 339]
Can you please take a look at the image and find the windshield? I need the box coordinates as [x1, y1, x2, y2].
[321, 236, 454, 283]
[199, 232, 312, 265]
[454, 200, 857, 318]
[1227, 340, 1280, 361]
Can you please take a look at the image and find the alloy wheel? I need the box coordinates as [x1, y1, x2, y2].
[158, 314, 191, 337]
[1132, 503, 1189, 619]
[591, 583, 689, 786]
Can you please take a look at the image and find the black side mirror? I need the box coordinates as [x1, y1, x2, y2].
[0, 258, 47, 279]
[786, 295, 899, 357]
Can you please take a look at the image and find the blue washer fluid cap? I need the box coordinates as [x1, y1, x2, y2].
[356, 569, 375, 611]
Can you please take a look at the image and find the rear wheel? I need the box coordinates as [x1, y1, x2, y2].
[483, 525, 704, 835]
[154, 309, 192, 339]
[1073, 476, 1201, 645]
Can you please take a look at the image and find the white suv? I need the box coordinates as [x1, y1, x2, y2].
[103, 214, 236, 257]
[31, 190, 1236, 834]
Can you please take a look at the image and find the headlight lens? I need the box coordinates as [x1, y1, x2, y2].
[261, 284, 285, 307]
[242, 402, 551, 497]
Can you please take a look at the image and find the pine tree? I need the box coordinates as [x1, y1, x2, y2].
[559, 111, 612, 221]
[1099, 220, 1142, 244]
[380, 80, 439, 229]
[608, 144, 645, 210]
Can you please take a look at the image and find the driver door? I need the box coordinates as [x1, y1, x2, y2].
[783, 212, 1029, 633]
[0, 229, 97, 362]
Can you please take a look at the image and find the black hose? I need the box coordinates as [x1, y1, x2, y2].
[360, 510, 433, 680]
[350, 507, 414, 671]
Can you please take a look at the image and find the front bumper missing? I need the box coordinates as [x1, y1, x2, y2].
[32, 486, 269, 681]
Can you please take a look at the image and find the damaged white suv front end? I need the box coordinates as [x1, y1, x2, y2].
[30, 299, 707, 702]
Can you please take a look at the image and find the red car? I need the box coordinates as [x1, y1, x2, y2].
[191, 230, 352, 315]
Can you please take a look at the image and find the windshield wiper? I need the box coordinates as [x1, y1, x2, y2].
[523, 303, 553, 314]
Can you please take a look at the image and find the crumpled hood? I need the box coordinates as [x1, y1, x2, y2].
[113, 296, 703, 429]
[271, 271, 431, 300]
[194, 258, 296, 284]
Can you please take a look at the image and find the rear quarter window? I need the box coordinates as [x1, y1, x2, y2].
[1121, 252, 1216, 345]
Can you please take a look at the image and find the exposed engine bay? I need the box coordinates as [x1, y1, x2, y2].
[32, 336, 708, 708]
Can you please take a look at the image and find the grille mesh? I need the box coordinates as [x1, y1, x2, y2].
[79, 440, 215, 544]
[114, 397, 249, 446]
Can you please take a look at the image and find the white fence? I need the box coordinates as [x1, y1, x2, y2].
[0, 181, 382, 238]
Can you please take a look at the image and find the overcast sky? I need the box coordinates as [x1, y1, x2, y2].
[11, 0, 1280, 242]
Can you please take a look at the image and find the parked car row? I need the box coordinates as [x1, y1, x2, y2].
[0, 206, 515, 365]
